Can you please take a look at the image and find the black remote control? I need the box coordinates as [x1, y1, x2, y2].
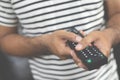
[67, 28, 108, 70]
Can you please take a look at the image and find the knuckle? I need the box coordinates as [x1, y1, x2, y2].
[84, 38, 90, 44]
[81, 38, 90, 47]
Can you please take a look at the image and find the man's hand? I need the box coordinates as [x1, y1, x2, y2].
[35, 30, 82, 59]
[71, 29, 114, 69]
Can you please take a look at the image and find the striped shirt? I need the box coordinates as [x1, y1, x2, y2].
[0, 0, 119, 80]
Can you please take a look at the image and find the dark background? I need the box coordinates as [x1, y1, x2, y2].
[0, 52, 33, 80]
[114, 44, 120, 78]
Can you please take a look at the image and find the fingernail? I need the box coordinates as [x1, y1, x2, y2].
[76, 36, 82, 42]
[75, 44, 82, 50]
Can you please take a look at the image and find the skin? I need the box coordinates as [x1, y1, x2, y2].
[0, 0, 120, 69]
[73, 0, 120, 68]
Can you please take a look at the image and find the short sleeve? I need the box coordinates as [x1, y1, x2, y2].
[0, 0, 18, 27]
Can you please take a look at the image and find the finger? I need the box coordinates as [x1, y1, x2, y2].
[75, 32, 97, 50]
[70, 51, 86, 68]
[57, 44, 73, 59]
[55, 30, 82, 42]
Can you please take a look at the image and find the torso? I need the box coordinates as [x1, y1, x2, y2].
[10, 0, 119, 80]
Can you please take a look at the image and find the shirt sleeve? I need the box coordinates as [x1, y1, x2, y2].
[0, 0, 18, 27]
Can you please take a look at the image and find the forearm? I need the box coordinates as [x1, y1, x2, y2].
[103, 0, 120, 45]
[105, 14, 120, 45]
[0, 33, 49, 57]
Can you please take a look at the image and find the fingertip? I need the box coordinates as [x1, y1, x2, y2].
[75, 44, 83, 50]
[77, 63, 88, 70]
[78, 63, 82, 67]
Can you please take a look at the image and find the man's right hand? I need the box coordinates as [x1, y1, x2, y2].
[0, 26, 85, 68]
[35, 30, 82, 59]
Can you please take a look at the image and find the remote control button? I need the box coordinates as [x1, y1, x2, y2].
[86, 59, 92, 63]
[85, 56, 88, 58]
[94, 54, 97, 56]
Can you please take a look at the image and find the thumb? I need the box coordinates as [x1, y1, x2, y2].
[75, 32, 97, 50]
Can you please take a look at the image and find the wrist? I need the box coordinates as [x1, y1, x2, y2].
[30, 34, 50, 55]
[102, 27, 119, 46]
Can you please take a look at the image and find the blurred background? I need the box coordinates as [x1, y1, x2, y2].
[0, 52, 33, 80]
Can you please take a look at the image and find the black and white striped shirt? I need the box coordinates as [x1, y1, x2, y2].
[0, 0, 119, 80]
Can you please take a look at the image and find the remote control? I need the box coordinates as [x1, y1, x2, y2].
[67, 28, 108, 70]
